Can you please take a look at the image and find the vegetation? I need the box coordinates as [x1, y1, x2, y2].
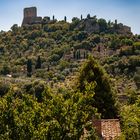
[0, 14, 140, 139]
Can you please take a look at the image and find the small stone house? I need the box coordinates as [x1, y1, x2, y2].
[93, 119, 121, 140]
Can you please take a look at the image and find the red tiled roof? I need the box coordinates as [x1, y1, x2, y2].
[93, 119, 121, 140]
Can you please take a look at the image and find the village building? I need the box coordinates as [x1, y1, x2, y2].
[93, 119, 121, 140]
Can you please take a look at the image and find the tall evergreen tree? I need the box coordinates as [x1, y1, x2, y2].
[73, 50, 76, 59]
[47, 65, 50, 71]
[77, 56, 118, 119]
[64, 16, 67, 22]
[87, 14, 91, 19]
[78, 50, 81, 59]
[53, 15, 55, 21]
[81, 14, 83, 20]
[76, 51, 79, 60]
[83, 51, 86, 59]
[35, 56, 41, 69]
[27, 59, 32, 77]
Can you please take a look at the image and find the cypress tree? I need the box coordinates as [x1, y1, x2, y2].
[27, 59, 32, 77]
[79, 50, 81, 59]
[47, 65, 50, 71]
[73, 51, 76, 59]
[64, 16, 67, 22]
[77, 56, 118, 119]
[53, 15, 55, 21]
[35, 56, 41, 69]
[97, 46, 101, 53]
[76, 51, 79, 60]
[81, 14, 83, 20]
[83, 51, 86, 59]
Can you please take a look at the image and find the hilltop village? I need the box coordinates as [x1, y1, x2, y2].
[22, 7, 131, 35]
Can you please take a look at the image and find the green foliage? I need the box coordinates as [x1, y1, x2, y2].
[134, 67, 140, 89]
[0, 83, 99, 139]
[70, 17, 80, 30]
[0, 14, 139, 139]
[126, 89, 139, 104]
[11, 24, 18, 33]
[71, 31, 88, 41]
[98, 18, 107, 32]
[121, 38, 133, 46]
[77, 56, 118, 119]
[121, 98, 140, 140]
[1, 64, 11, 75]
[0, 80, 10, 97]
[35, 56, 42, 69]
[58, 60, 69, 71]
[133, 42, 140, 48]
[92, 35, 100, 44]
[110, 38, 121, 50]
[27, 59, 32, 77]
[48, 54, 61, 62]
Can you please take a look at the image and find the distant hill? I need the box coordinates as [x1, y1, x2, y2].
[0, 13, 140, 95]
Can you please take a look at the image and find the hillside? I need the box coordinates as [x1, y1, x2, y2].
[0, 14, 140, 139]
[0, 15, 139, 93]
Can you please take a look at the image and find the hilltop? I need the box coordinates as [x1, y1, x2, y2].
[0, 7, 140, 139]
[0, 8, 139, 93]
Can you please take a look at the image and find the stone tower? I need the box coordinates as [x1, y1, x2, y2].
[22, 7, 42, 26]
[24, 7, 37, 18]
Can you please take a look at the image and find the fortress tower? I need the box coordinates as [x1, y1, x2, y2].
[22, 7, 42, 26]
[24, 7, 37, 18]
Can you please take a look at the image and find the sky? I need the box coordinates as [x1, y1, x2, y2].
[0, 0, 140, 34]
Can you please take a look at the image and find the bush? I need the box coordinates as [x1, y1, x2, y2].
[0, 81, 10, 96]
[1, 64, 11, 75]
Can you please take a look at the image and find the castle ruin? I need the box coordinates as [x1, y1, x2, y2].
[21, 7, 132, 35]
[22, 7, 42, 26]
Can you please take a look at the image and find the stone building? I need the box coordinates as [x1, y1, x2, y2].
[93, 119, 121, 140]
[22, 7, 42, 26]
[116, 23, 131, 35]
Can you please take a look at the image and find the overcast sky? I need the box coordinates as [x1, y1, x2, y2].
[0, 0, 140, 34]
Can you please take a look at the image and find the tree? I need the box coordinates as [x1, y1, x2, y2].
[27, 59, 32, 77]
[121, 98, 140, 140]
[108, 20, 111, 28]
[98, 18, 108, 32]
[73, 50, 76, 59]
[52, 15, 55, 21]
[114, 19, 118, 29]
[64, 16, 67, 22]
[70, 17, 80, 30]
[35, 56, 41, 69]
[77, 56, 118, 119]
[87, 14, 91, 19]
[115, 19, 117, 25]
[83, 51, 86, 59]
[0, 83, 99, 139]
[134, 67, 140, 89]
[47, 65, 50, 71]
[78, 50, 81, 59]
[97, 46, 101, 53]
[93, 36, 100, 44]
[0, 80, 10, 97]
[11, 24, 18, 33]
[81, 14, 83, 20]
[1, 64, 11, 75]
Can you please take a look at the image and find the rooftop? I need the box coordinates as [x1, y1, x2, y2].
[93, 119, 121, 140]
